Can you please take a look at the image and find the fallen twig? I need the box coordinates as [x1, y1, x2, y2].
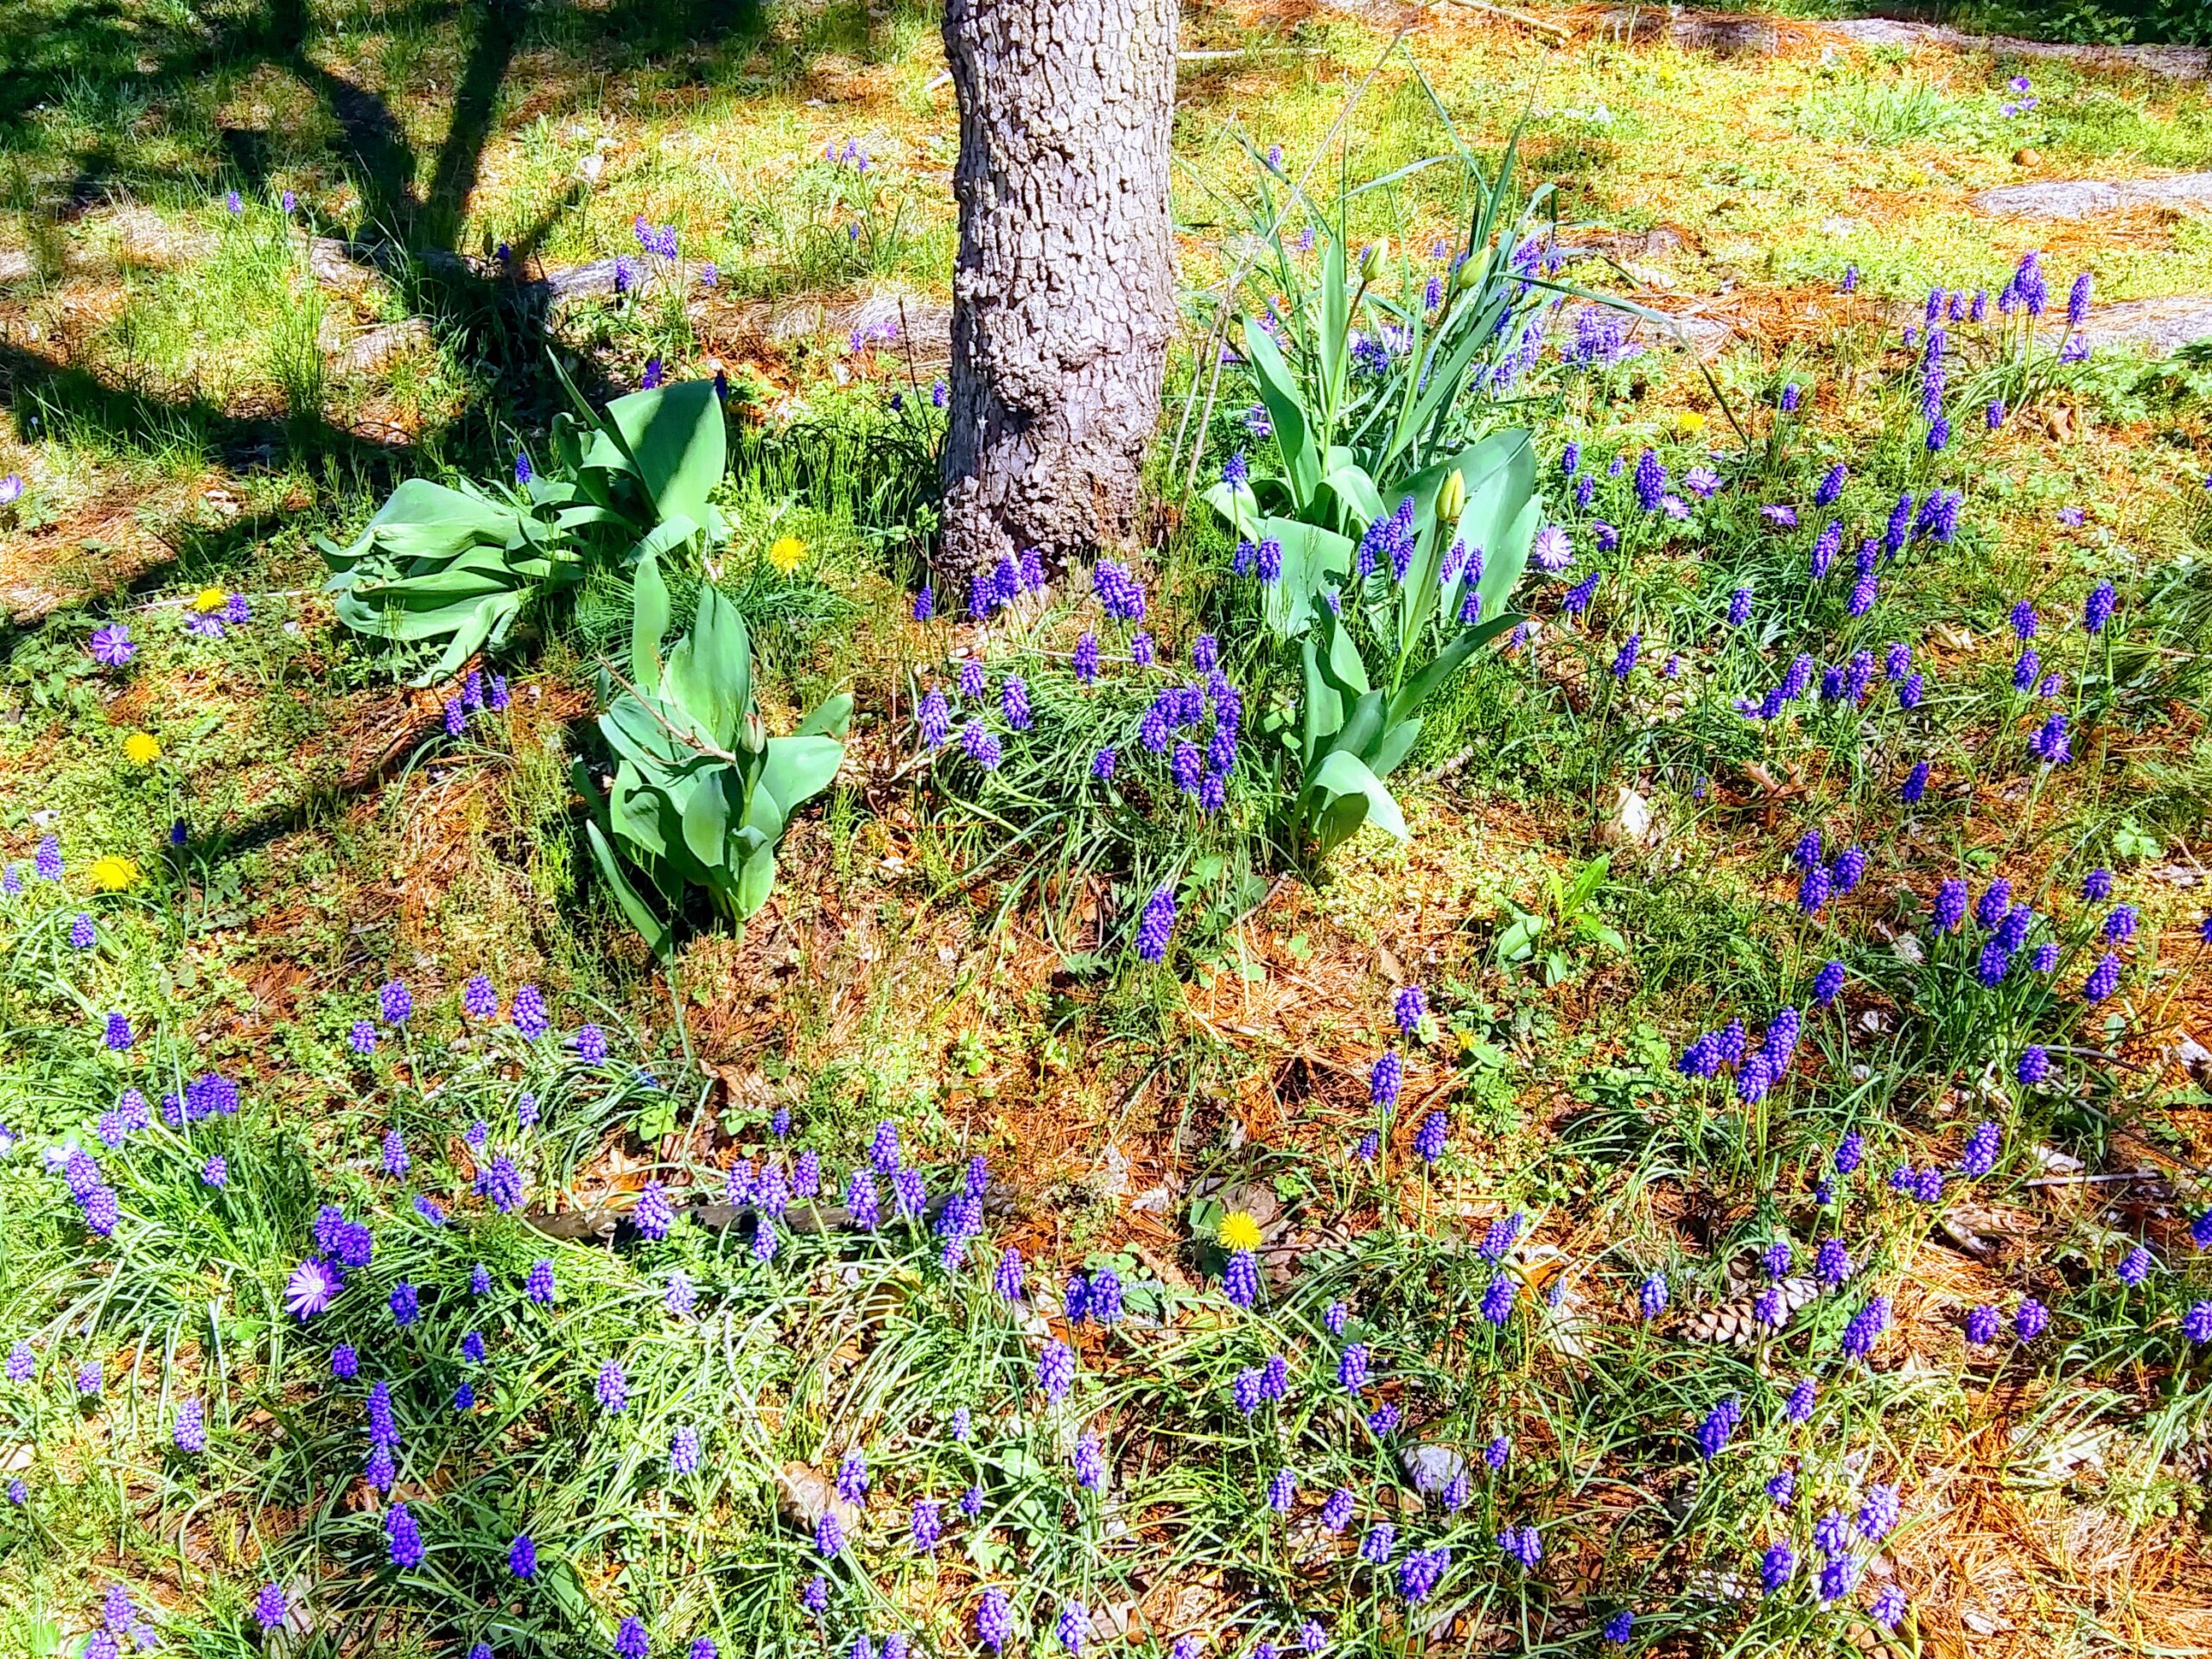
[1437, 0, 1571, 41]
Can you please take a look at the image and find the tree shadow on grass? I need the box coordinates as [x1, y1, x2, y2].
[3, 0, 771, 475]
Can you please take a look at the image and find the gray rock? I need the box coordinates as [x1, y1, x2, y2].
[1827, 18, 2208, 81]
[1972, 173, 2212, 220]
[331, 319, 435, 377]
[2076, 294, 2212, 355]
[1400, 1442, 1467, 1496]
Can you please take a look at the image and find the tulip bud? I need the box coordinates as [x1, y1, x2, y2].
[1437, 470, 1467, 524]
[1360, 239, 1388, 280]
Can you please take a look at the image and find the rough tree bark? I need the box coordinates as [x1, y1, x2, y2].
[938, 0, 1179, 586]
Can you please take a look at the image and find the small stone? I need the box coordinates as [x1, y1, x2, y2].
[1401, 1443, 1467, 1496]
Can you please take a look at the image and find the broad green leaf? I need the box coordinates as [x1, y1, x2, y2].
[320, 478, 518, 566]
[1309, 748, 1407, 841]
[1200, 479, 1262, 543]
[1242, 317, 1319, 508]
[1563, 854, 1611, 917]
[1312, 604, 1370, 698]
[796, 693, 854, 740]
[630, 553, 671, 690]
[604, 378, 728, 538]
[1318, 451, 1384, 535]
[586, 823, 674, 960]
[1313, 790, 1370, 858]
[664, 586, 750, 748]
[759, 734, 845, 818]
[1319, 238, 1350, 430]
[1326, 690, 1384, 766]
[680, 763, 736, 870]
[1496, 913, 1542, 963]
[1252, 517, 1355, 641]
[1387, 612, 1520, 728]
[734, 841, 779, 919]
[1299, 639, 1342, 772]
[1363, 715, 1423, 781]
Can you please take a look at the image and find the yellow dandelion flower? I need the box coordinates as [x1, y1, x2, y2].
[767, 536, 807, 575]
[88, 855, 139, 892]
[123, 732, 162, 766]
[1218, 1210, 1263, 1253]
[1673, 410, 1707, 436]
[191, 587, 227, 613]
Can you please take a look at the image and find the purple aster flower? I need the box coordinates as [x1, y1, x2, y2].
[286, 1258, 339, 1319]
[1530, 524, 1573, 573]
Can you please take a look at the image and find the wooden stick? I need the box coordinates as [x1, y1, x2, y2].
[1438, 0, 1572, 42]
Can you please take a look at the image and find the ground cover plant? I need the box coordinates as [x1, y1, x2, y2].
[4, 3, 2212, 1658]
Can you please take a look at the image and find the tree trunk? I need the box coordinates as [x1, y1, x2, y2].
[938, 0, 1178, 586]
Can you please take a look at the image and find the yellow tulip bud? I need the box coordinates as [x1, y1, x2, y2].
[1437, 470, 1467, 524]
[1361, 238, 1389, 280]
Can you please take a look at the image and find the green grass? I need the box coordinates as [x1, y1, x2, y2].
[3, 8, 2212, 1659]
